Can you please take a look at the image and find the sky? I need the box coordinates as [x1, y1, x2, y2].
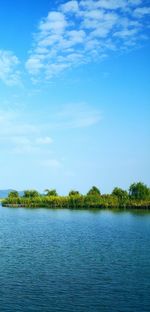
[0, 0, 150, 194]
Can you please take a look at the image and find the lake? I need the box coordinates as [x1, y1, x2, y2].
[0, 205, 150, 312]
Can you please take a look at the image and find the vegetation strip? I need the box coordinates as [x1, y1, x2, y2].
[2, 183, 150, 209]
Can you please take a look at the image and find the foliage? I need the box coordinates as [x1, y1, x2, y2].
[8, 190, 19, 198]
[69, 190, 80, 196]
[129, 182, 150, 200]
[44, 189, 58, 196]
[87, 186, 101, 196]
[23, 190, 40, 198]
[2, 182, 150, 210]
[112, 187, 128, 205]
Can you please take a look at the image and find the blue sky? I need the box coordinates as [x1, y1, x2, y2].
[0, 0, 150, 194]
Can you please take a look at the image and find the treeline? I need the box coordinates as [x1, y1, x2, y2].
[2, 182, 150, 209]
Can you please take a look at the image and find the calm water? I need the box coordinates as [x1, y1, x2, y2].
[0, 205, 150, 312]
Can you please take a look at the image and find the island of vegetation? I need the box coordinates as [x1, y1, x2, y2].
[2, 182, 150, 210]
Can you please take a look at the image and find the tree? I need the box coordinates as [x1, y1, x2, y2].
[129, 182, 150, 200]
[23, 190, 39, 198]
[8, 190, 19, 198]
[44, 189, 58, 196]
[87, 186, 101, 196]
[112, 187, 128, 201]
[69, 190, 80, 196]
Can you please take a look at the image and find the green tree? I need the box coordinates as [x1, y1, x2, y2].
[112, 187, 128, 200]
[8, 190, 19, 198]
[23, 190, 39, 198]
[69, 190, 80, 196]
[44, 189, 58, 196]
[129, 182, 150, 200]
[87, 186, 101, 196]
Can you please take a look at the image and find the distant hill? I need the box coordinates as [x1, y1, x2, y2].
[0, 189, 24, 198]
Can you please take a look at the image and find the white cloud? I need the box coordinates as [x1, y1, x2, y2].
[39, 11, 67, 34]
[12, 135, 53, 154]
[36, 136, 53, 144]
[11, 136, 53, 146]
[80, 0, 126, 10]
[12, 144, 40, 155]
[134, 6, 150, 17]
[114, 28, 139, 38]
[40, 159, 62, 168]
[11, 136, 31, 145]
[11, 136, 53, 154]
[0, 102, 99, 157]
[128, 0, 142, 4]
[0, 110, 54, 154]
[0, 50, 21, 85]
[0, 110, 37, 137]
[51, 103, 101, 129]
[26, 57, 44, 75]
[61, 1, 79, 13]
[25, 0, 150, 81]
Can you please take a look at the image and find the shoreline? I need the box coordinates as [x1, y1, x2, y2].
[2, 201, 150, 210]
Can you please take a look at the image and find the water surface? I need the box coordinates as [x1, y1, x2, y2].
[0, 205, 150, 312]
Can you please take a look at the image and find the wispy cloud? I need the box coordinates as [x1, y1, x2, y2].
[0, 110, 37, 138]
[11, 135, 53, 153]
[35, 136, 53, 145]
[0, 101, 101, 158]
[40, 158, 62, 168]
[0, 102, 100, 149]
[0, 50, 21, 85]
[0, 110, 53, 154]
[26, 0, 150, 81]
[134, 6, 150, 17]
[47, 103, 101, 129]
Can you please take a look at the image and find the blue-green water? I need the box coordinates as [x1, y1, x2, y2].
[0, 205, 150, 312]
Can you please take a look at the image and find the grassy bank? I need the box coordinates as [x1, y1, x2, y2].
[2, 183, 150, 210]
[2, 194, 150, 210]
